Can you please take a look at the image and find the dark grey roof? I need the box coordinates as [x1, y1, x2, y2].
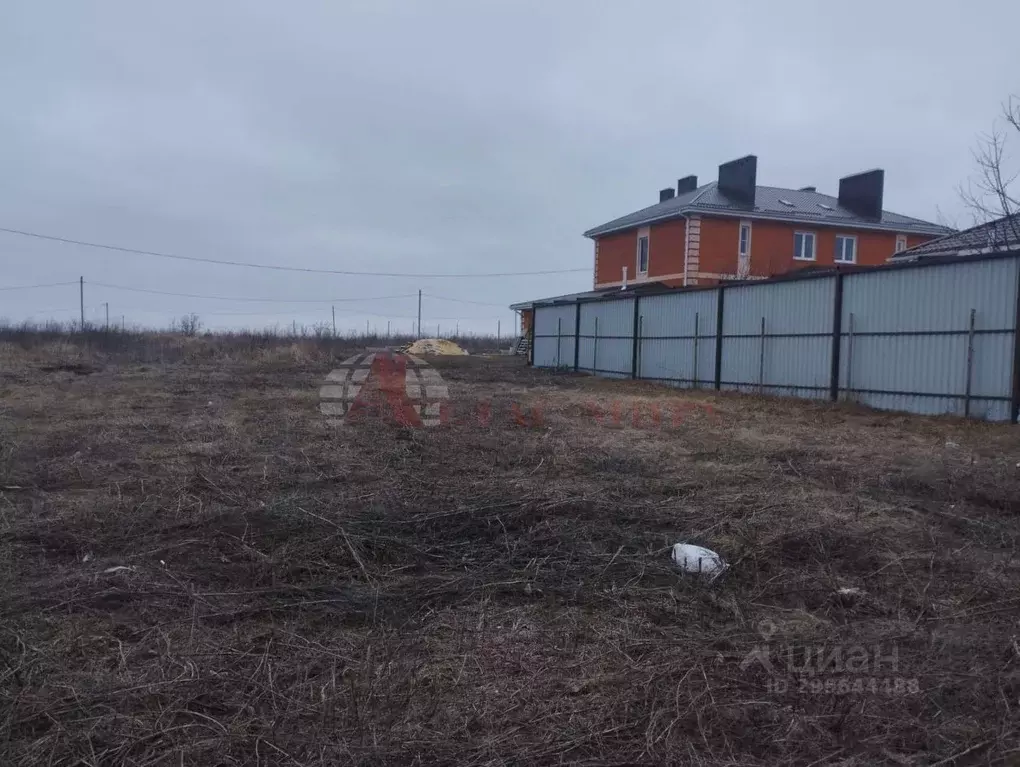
[509, 282, 672, 311]
[583, 182, 953, 238]
[890, 214, 1020, 260]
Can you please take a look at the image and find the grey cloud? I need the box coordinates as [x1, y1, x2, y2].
[1, 0, 1017, 331]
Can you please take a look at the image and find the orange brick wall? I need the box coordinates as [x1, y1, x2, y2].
[594, 217, 938, 287]
[594, 220, 686, 287]
[594, 231, 636, 286]
[690, 217, 937, 281]
[648, 219, 686, 286]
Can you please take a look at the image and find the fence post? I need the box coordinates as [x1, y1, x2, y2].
[1012, 262, 1020, 422]
[692, 312, 699, 389]
[964, 308, 976, 418]
[714, 285, 725, 390]
[593, 316, 599, 374]
[637, 316, 644, 379]
[846, 313, 855, 401]
[528, 311, 535, 367]
[556, 317, 562, 368]
[829, 273, 845, 401]
[631, 296, 641, 379]
[573, 302, 581, 372]
[758, 316, 766, 394]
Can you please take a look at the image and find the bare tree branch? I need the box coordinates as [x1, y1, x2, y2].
[934, 204, 961, 230]
[959, 95, 1020, 245]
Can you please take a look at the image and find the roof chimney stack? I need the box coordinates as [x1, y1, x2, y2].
[677, 175, 698, 195]
[838, 169, 884, 219]
[659, 187, 675, 203]
[717, 155, 757, 206]
[799, 186, 816, 192]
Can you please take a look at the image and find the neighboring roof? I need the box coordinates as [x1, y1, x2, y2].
[890, 214, 1020, 260]
[583, 182, 954, 238]
[510, 283, 671, 311]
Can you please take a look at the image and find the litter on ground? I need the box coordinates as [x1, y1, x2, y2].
[671, 543, 728, 579]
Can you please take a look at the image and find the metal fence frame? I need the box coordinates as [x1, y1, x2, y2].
[528, 251, 1020, 422]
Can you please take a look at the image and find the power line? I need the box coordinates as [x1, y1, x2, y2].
[90, 303, 508, 321]
[186, 308, 502, 321]
[0, 226, 589, 278]
[90, 281, 417, 304]
[0, 281, 78, 291]
[422, 292, 508, 307]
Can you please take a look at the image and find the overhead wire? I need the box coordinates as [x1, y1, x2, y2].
[421, 292, 508, 307]
[0, 226, 589, 278]
[89, 281, 418, 304]
[0, 281, 78, 291]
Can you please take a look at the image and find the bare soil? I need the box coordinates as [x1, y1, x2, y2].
[2, 346, 1020, 765]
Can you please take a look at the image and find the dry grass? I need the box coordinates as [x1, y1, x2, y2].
[2, 343, 1020, 765]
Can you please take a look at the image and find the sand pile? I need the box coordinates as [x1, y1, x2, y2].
[401, 338, 469, 356]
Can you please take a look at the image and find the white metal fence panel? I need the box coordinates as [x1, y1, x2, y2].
[534, 305, 577, 336]
[637, 291, 718, 387]
[528, 255, 1019, 421]
[533, 305, 577, 368]
[720, 277, 836, 399]
[577, 298, 635, 376]
[840, 257, 1019, 419]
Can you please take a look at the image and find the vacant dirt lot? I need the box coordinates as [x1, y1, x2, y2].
[2, 346, 1020, 765]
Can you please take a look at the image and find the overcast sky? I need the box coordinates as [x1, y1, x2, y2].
[1, 1, 1017, 334]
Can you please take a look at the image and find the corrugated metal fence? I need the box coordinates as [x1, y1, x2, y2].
[531, 253, 1020, 422]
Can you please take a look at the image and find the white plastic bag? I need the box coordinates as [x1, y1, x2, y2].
[671, 543, 728, 579]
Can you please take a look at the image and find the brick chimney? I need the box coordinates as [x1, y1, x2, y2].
[718, 155, 757, 206]
[838, 169, 884, 219]
[677, 175, 698, 195]
[659, 187, 676, 203]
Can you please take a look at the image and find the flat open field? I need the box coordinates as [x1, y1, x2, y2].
[3, 345, 1020, 765]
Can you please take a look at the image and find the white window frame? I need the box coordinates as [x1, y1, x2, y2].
[637, 234, 649, 275]
[895, 234, 908, 253]
[738, 221, 751, 258]
[834, 234, 857, 264]
[793, 231, 816, 261]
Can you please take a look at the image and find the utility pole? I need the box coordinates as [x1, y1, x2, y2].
[79, 276, 84, 331]
[366, 319, 370, 337]
[122, 315, 125, 332]
[455, 321, 459, 337]
[104, 302, 109, 330]
[332, 305, 336, 336]
[417, 289, 422, 340]
[497, 320, 501, 344]
[386, 320, 390, 338]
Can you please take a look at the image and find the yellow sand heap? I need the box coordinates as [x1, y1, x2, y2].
[402, 338, 469, 356]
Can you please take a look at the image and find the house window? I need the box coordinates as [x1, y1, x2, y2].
[895, 234, 908, 253]
[793, 231, 816, 261]
[835, 235, 857, 264]
[637, 235, 649, 274]
[739, 222, 751, 258]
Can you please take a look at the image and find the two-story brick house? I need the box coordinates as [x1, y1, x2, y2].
[586, 155, 953, 288]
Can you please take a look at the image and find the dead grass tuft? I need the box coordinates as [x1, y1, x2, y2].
[1, 349, 1019, 764]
